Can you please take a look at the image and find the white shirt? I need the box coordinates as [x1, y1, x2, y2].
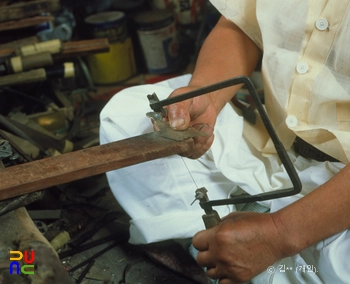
[210, 0, 350, 163]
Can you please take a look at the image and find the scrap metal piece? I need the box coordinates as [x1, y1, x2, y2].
[0, 129, 32, 163]
[0, 139, 19, 168]
[147, 93, 167, 117]
[147, 92, 208, 141]
[147, 111, 207, 141]
[0, 139, 12, 159]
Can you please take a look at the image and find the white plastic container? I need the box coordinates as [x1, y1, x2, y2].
[134, 10, 179, 74]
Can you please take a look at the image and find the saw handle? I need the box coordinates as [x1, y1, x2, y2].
[194, 187, 222, 229]
[202, 210, 221, 229]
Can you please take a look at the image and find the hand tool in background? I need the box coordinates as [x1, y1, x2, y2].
[6, 51, 53, 74]
[0, 62, 74, 87]
[0, 114, 73, 157]
[49, 211, 121, 250]
[15, 39, 62, 57]
[0, 51, 53, 76]
[0, 38, 110, 60]
[148, 76, 302, 229]
[0, 40, 57, 75]
[0, 39, 58, 74]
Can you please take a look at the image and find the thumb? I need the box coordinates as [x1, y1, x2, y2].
[167, 88, 192, 130]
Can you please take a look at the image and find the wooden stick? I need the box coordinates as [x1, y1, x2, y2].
[0, 38, 110, 59]
[8, 51, 53, 73]
[0, 133, 193, 201]
[0, 63, 74, 86]
[0, 68, 47, 86]
[0, 15, 54, 32]
[59, 38, 110, 57]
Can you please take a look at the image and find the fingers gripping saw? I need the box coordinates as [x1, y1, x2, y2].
[147, 76, 302, 229]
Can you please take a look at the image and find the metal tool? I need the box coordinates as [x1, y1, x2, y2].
[0, 139, 11, 169]
[0, 139, 19, 168]
[0, 139, 12, 160]
[148, 76, 302, 229]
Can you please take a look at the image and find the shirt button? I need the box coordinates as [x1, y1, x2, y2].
[286, 115, 298, 128]
[296, 62, 309, 74]
[316, 18, 329, 31]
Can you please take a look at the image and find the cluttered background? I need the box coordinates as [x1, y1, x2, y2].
[0, 0, 221, 283]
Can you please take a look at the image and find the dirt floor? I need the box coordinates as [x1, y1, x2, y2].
[56, 175, 210, 284]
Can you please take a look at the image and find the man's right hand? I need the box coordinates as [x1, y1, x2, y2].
[192, 211, 287, 283]
[165, 85, 218, 159]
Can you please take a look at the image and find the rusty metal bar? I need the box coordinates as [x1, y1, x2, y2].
[0, 133, 193, 201]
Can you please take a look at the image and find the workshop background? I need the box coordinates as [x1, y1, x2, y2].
[0, 0, 225, 283]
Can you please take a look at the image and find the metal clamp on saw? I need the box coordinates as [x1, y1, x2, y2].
[147, 76, 302, 229]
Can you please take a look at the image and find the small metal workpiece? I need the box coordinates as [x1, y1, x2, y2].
[0, 140, 12, 160]
[147, 111, 207, 141]
[192, 188, 221, 229]
[192, 188, 209, 207]
[0, 139, 19, 169]
[147, 93, 167, 117]
[146, 93, 208, 142]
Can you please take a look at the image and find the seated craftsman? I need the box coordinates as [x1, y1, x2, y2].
[100, 1, 350, 283]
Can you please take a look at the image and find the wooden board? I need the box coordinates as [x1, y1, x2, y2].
[0, 133, 193, 201]
[0, 15, 54, 32]
[0, 0, 60, 23]
[59, 38, 110, 57]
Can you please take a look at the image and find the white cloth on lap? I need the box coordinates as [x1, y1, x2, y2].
[100, 74, 348, 283]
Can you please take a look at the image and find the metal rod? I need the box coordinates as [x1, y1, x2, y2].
[59, 234, 128, 259]
[68, 242, 119, 273]
[76, 260, 95, 284]
[149, 77, 248, 112]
